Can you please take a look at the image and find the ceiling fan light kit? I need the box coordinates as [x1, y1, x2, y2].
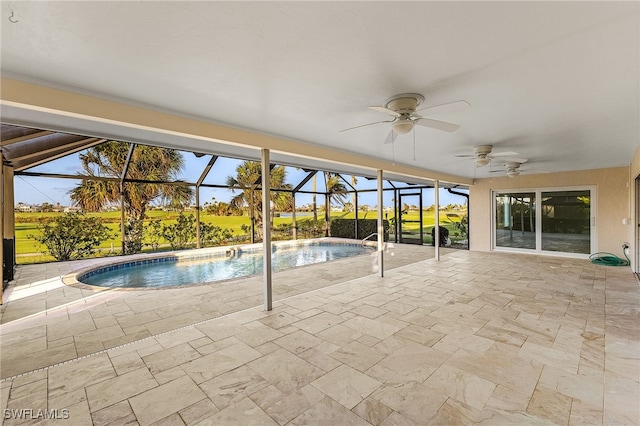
[392, 118, 414, 134]
[474, 157, 491, 167]
[340, 93, 467, 142]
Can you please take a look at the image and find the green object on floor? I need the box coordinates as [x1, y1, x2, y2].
[589, 251, 630, 266]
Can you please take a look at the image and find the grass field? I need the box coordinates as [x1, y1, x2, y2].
[13, 209, 467, 264]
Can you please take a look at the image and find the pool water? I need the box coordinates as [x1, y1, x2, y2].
[80, 243, 371, 288]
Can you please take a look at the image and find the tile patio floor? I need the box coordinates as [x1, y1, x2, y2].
[0, 245, 638, 425]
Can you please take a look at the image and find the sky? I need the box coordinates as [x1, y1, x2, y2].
[13, 148, 468, 209]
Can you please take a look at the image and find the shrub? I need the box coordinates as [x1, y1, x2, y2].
[161, 213, 197, 250]
[330, 219, 389, 240]
[27, 212, 112, 261]
[200, 222, 234, 247]
[145, 219, 163, 251]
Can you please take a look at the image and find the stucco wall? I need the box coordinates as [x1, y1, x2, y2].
[469, 166, 631, 256]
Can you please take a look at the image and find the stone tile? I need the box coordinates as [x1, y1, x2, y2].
[250, 384, 285, 411]
[199, 365, 269, 409]
[142, 343, 201, 374]
[182, 341, 262, 383]
[380, 410, 417, 426]
[292, 311, 345, 334]
[289, 396, 372, 425]
[109, 351, 146, 375]
[352, 397, 394, 425]
[91, 400, 137, 426]
[194, 316, 247, 341]
[154, 326, 207, 349]
[129, 375, 206, 426]
[330, 340, 385, 372]
[538, 365, 603, 407]
[193, 397, 277, 426]
[316, 323, 363, 347]
[247, 348, 324, 394]
[258, 311, 300, 329]
[273, 329, 322, 354]
[518, 340, 579, 373]
[86, 367, 158, 412]
[260, 384, 324, 425]
[236, 323, 284, 348]
[372, 382, 449, 424]
[423, 363, 496, 410]
[298, 347, 343, 372]
[48, 353, 116, 398]
[310, 364, 381, 409]
[153, 365, 187, 385]
[151, 412, 185, 425]
[342, 316, 405, 339]
[369, 340, 449, 383]
[178, 398, 219, 425]
[527, 386, 572, 425]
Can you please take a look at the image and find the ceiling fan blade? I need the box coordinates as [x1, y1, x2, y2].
[414, 117, 460, 132]
[368, 106, 401, 117]
[384, 129, 397, 145]
[454, 154, 477, 158]
[340, 120, 394, 132]
[416, 100, 470, 115]
[498, 157, 528, 164]
[491, 151, 519, 157]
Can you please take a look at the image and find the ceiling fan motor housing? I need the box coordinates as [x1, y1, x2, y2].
[385, 93, 425, 114]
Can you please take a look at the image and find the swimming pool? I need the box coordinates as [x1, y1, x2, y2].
[75, 239, 372, 289]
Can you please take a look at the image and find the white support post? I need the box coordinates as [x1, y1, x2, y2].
[377, 169, 384, 277]
[434, 179, 440, 261]
[195, 185, 201, 248]
[291, 195, 297, 240]
[261, 149, 273, 311]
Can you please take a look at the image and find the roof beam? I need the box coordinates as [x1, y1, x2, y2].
[1, 130, 54, 146]
[11, 137, 100, 162]
[293, 170, 317, 193]
[15, 138, 105, 172]
[196, 155, 218, 186]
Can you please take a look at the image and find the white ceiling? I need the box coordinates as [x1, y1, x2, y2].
[1, 1, 639, 180]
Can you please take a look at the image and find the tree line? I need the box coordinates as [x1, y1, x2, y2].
[31, 141, 350, 259]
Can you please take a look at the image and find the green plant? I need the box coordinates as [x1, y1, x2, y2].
[329, 219, 389, 240]
[161, 213, 197, 250]
[200, 222, 234, 247]
[145, 218, 163, 251]
[27, 212, 112, 261]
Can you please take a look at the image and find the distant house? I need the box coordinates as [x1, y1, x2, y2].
[64, 205, 82, 213]
[15, 202, 39, 213]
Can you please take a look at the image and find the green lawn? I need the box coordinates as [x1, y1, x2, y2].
[13, 209, 467, 263]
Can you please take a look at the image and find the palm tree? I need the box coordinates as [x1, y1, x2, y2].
[70, 141, 192, 253]
[323, 172, 348, 236]
[226, 161, 291, 241]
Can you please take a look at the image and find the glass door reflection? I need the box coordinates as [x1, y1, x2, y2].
[495, 192, 536, 249]
[541, 190, 591, 254]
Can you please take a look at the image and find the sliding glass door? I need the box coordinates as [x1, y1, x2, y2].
[493, 187, 595, 256]
[541, 190, 591, 254]
[495, 192, 536, 249]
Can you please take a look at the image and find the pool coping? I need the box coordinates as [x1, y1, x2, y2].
[62, 237, 378, 291]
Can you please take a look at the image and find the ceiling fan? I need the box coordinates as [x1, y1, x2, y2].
[456, 145, 526, 167]
[341, 93, 469, 143]
[490, 161, 530, 177]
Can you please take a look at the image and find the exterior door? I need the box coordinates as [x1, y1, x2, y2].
[399, 192, 423, 244]
[493, 186, 595, 257]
